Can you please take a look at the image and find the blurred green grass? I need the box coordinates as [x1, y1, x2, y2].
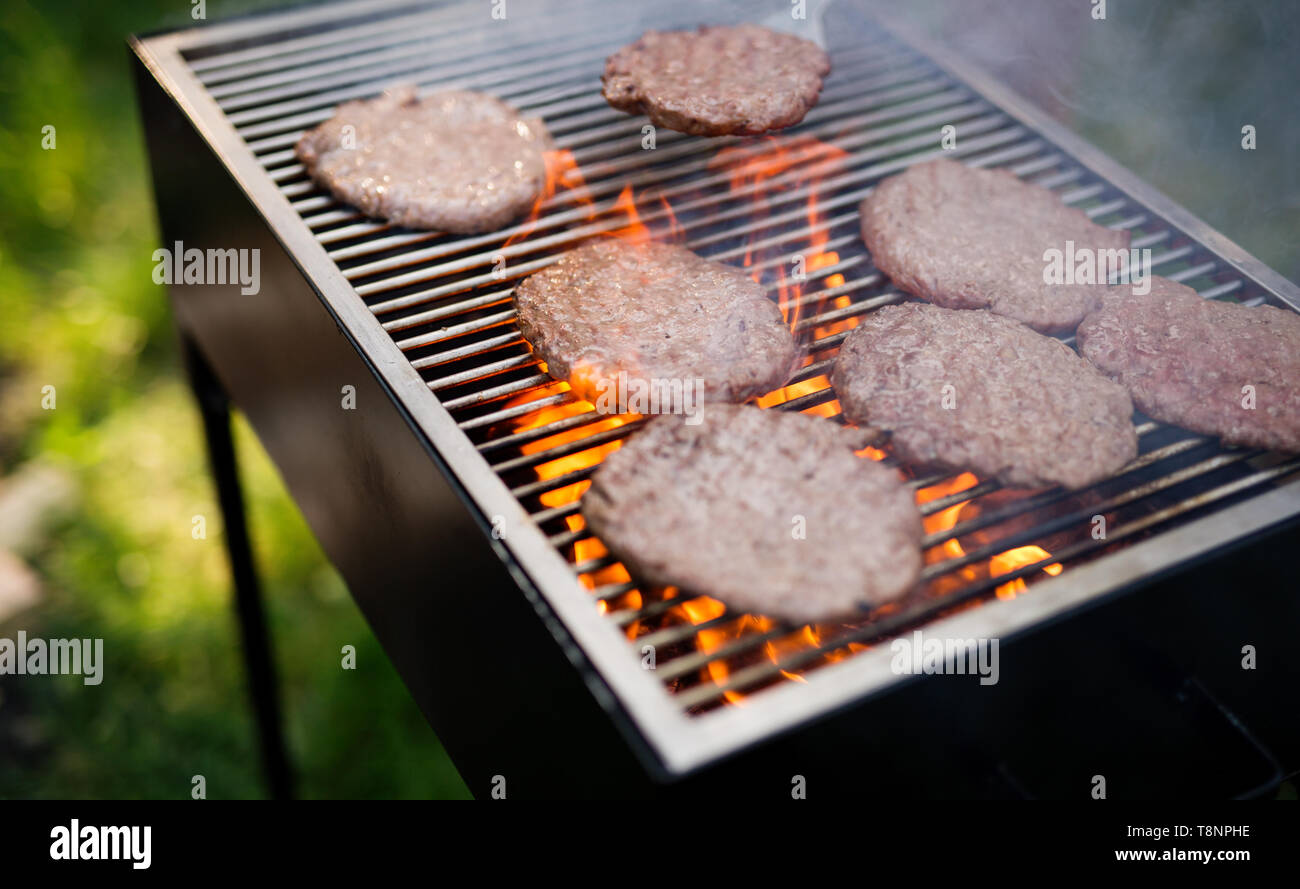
[0, 0, 468, 799]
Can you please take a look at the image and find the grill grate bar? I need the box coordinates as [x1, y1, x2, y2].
[532, 499, 584, 530]
[187, 4, 466, 74]
[511, 463, 599, 502]
[282, 65, 967, 223]
[672, 455, 1300, 710]
[442, 373, 555, 411]
[221, 25, 644, 122]
[555, 70, 956, 186]
[461, 231, 1203, 478]
[654, 627, 794, 682]
[222, 9, 668, 126]
[238, 36, 901, 151]
[271, 57, 935, 191]
[922, 438, 1212, 547]
[573, 553, 618, 576]
[612, 595, 683, 627]
[408, 240, 869, 381]
[359, 129, 1037, 318]
[313, 78, 969, 251]
[384, 289, 514, 335]
[338, 97, 994, 285]
[480, 407, 603, 455]
[206, 17, 497, 99]
[921, 447, 1242, 584]
[413, 171, 1136, 416]
[636, 615, 741, 651]
[460, 392, 572, 432]
[236, 46, 612, 140]
[595, 438, 1237, 635]
[288, 91, 1001, 216]
[493, 420, 647, 475]
[203, 0, 651, 91]
[426, 353, 537, 393]
[529, 286, 1241, 550]
[410, 331, 522, 374]
[568, 72, 954, 165]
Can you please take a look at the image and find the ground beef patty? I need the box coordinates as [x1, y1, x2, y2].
[1077, 276, 1300, 452]
[601, 24, 830, 136]
[860, 158, 1131, 333]
[294, 86, 550, 233]
[513, 239, 796, 408]
[832, 303, 1137, 489]
[582, 405, 923, 623]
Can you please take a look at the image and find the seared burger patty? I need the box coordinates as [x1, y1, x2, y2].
[582, 405, 924, 623]
[1077, 276, 1300, 452]
[601, 24, 830, 136]
[295, 86, 550, 233]
[860, 158, 1131, 333]
[831, 303, 1138, 489]
[513, 240, 796, 408]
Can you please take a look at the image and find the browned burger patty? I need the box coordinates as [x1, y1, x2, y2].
[294, 86, 550, 233]
[582, 405, 924, 623]
[601, 24, 830, 136]
[513, 239, 796, 408]
[831, 303, 1138, 489]
[860, 158, 1131, 333]
[1077, 276, 1300, 452]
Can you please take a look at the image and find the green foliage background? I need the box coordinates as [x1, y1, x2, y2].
[0, 0, 468, 799]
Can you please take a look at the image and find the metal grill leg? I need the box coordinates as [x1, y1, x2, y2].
[182, 335, 295, 800]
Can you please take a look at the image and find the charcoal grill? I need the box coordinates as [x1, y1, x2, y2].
[131, 0, 1300, 797]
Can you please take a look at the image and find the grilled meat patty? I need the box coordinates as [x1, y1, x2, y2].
[1077, 276, 1300, 452]
[832, 303, 1138, 489]
[295, 86, 550, 233]
[860, 158, 1131, 333]
[513, 239, 796, 409]
[582, 405, 924, 623]
[601, 24, 830, 136]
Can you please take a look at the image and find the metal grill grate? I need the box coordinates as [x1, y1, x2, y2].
[174, 0, 1300, 716]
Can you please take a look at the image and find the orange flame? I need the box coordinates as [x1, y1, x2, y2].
[916, 472, 979, 554]
[500, 382, 636, 600]
[990, 545, 1064, 600]
[674, 598, 866, 703]
[708, 137, 850, 333]
[503, 149, 681, 255]
[607, 184, 648, 244]
[502, 149, 589, 251]
[679, 597, 750, 704]
[755, 374, 838, 418]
